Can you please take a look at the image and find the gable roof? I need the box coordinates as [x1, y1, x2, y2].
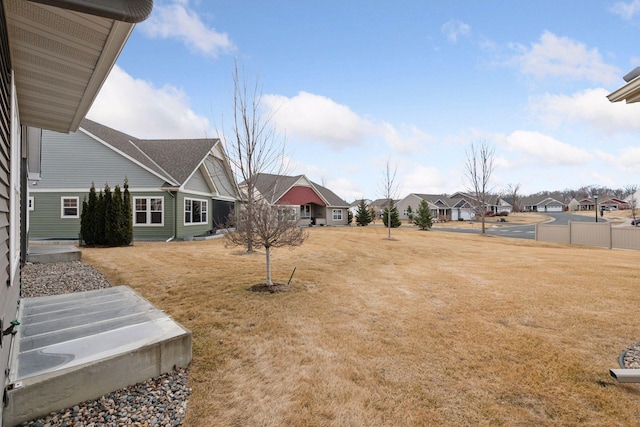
[79, 119, 219, 187]
[134, 139, 215, 185]
[411, 193, 473, 209]
[251, 173, 349, 207]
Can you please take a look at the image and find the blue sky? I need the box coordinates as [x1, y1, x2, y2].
[87, 0, 640, 201]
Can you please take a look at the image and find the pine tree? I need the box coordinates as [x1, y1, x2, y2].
[347, 209, 353, 225]
[382, 200, 401, 228]
[413, 199, 433, 230]
[355, 199, 372, 226]
[406, 205, 414, 222]
[123, 177, 133, 245]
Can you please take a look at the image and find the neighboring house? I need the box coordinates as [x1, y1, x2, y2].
[0, 1, 153, 424]
[349, 199, 372, 218]
[578, 198, 597, 211]
[247, 173, 350, 226]
[567, 198, 580, 211]
[449, 191, 513, 216]
[600, 197, 629, 211]
[397, 194, 475, 222]
[522, 196, 565, 212]
[29, 119, 239, 241]
[369, 198, 399, 220]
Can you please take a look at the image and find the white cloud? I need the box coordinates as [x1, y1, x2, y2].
[441, 20, 471, 43]
[379, 122, 432, 154]
[510, 31, 620, 85]
[617, 146, 640, 172]
[139, 0, 235, 58]
[263, 91, 435, 154]
[504, 130, 594, 165]
[610, 0, 640, 19]
[87, 65, 212, 139]
[262, 91, 376, 149]
[529, 88, 640, 132]
[400, 164, 454, 195]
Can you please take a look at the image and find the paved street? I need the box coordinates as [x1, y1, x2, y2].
[434, 212, 604, 240]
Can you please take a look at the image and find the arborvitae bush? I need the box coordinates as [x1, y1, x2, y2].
[123, 178, 133, 244]
[80, 179, 132, 246]
[80, 183, 98, 245]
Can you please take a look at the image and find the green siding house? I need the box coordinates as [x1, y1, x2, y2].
[29, 119, 239, 241]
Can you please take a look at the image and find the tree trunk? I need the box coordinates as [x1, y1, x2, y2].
[265, 245, 272, 286]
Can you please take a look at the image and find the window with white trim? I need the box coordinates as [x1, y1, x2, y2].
[300, 204, 311, 218]
[61, 197, 79, 218]
[185, 198, 208, 225]
[134, 197, 163, 226]
[332, 209, 343, 220]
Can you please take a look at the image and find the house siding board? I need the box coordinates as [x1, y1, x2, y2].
[205, 157, 236, 198]
[183, 167, 210, 194]
[28, 192, 83, 239]
[1, 7, 19, 418]
[29, 191, 176, 240]
[35, 130, 166, 189]
[176, 192, 210, 238]
[131, 191, 175, 241]
[397, 194, 423, 220]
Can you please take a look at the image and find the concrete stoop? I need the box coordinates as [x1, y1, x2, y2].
[27, 245, 81, 263]
[3, 286, 192, 427]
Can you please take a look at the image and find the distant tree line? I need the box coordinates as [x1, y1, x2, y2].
[80, 179, 132, 246]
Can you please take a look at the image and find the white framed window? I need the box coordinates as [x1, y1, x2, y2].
[134, 197, 164, 226]
[28, 197, 34, 211]
[300, 204, 311, 218]
[61, 197, 79, 218]
[332, 209, 343, 220]
[280, 207, 296, 221]
[185, 198, 208, 225]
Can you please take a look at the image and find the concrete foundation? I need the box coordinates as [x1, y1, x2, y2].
[3, 286, 191, 427]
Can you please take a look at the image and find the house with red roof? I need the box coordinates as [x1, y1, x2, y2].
[247, 173, 350, 226]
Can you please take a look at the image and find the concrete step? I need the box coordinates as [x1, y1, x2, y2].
[27, 245, 81, 263]
[3, 286, 191, 427]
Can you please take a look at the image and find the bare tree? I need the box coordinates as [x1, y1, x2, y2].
[221, 60, 286, 252]
[464, 141, 496, 235]
[379, 158, 399, 240]
[504, 183, 521, 213]
[226, 202, 307, 286]
[625, 184, 638, 225]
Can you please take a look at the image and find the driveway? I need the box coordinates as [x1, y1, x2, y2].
[434, 212, 604, 240]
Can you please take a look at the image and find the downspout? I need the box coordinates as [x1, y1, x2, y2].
[166, 190, 176, 242]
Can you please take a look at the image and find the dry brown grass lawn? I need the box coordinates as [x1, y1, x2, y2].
[81, 226, 640, 426]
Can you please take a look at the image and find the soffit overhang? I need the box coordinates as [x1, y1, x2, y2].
[4, 0, 152, 133]
[607, 76, 640, 104]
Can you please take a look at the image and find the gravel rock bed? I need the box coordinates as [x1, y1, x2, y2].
[19, 261, 191, 426]
[622, 344, 640, 369]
